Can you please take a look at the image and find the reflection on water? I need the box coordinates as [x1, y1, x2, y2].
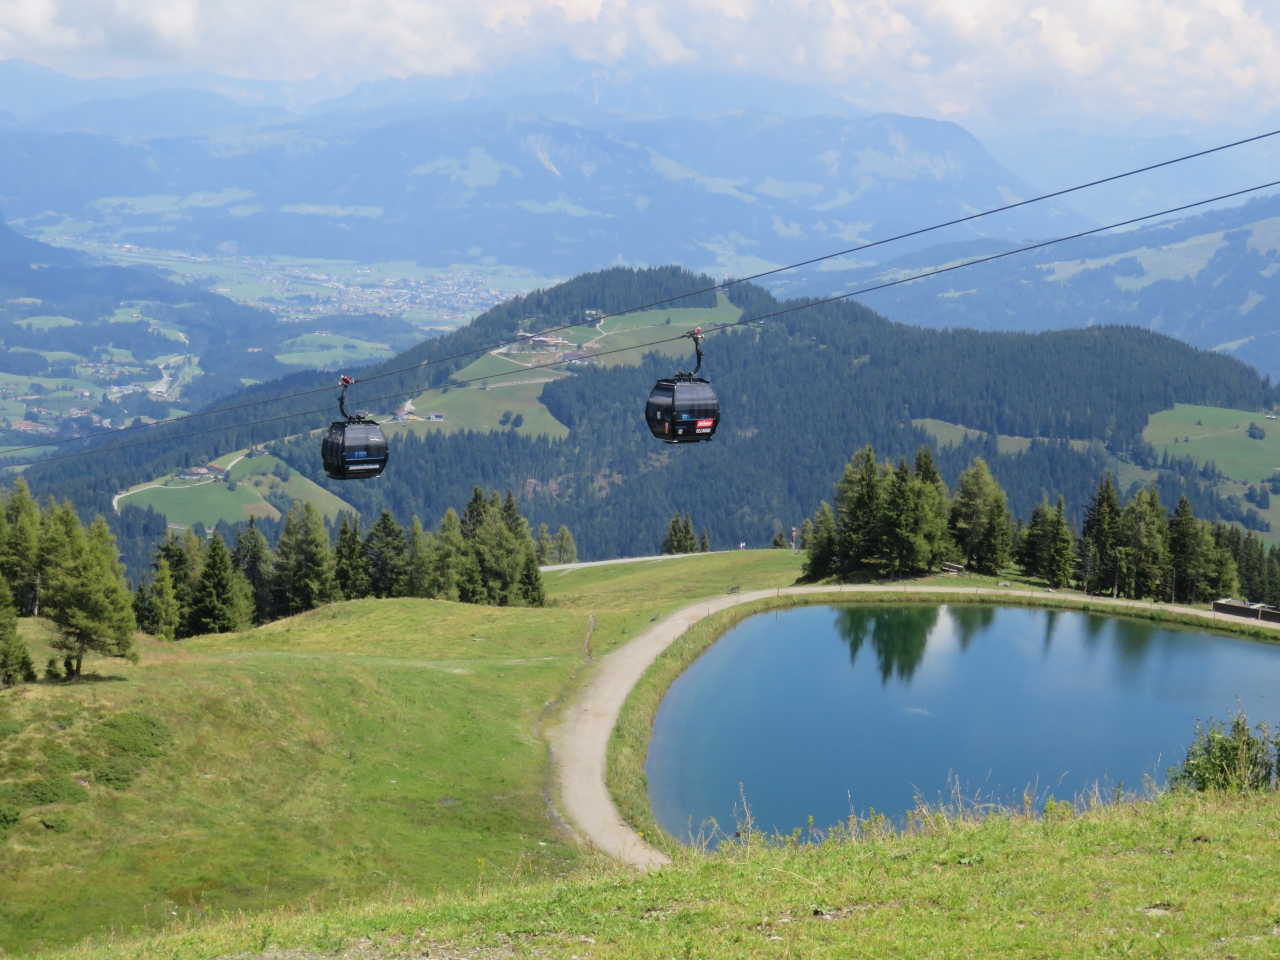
[835, 606, 938, 682]
[647, 604, 1280, 845]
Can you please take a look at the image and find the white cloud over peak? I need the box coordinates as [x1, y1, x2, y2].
[1, 0, 1279, 128]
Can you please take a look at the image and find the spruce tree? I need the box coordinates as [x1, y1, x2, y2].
[1119, 487, 1170, 600]
[834, 446, 883, 572]
[406, 517, 438, 598]
[364, 511, 408, 598]
[1018, 498, 1053, 580]
[1046, 497, 1077, 589]
[700, 528, 710, 552]
[461, 487, 488, 539]
[502, 491, 529, 542]
[881, 457, 925, 577]
[680, 513, 696, 552]
[803, 501, 837, 580]
[914, 446, 952, 572]
[231, 517, 274, 623]
[1082, 474, 1124, 596]
[149, 559, 181, 641]
[0, 579, 34, 686]
[46, 517, 136, 679]
[333, 513, 370, 600]
[661, 514, 683, 555]
[187, 535, 247, 635]
[518, 551, 546, 606]
[274, 501, 336, 615]
[798, 518, 814, 551]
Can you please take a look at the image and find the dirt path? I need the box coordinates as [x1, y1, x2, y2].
[549, 584, 1280, 870]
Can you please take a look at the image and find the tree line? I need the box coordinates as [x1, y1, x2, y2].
[801, 444, 1280, 606]
[134, 488, 567, 640]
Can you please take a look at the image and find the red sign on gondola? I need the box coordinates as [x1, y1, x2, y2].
[696, 419, 715, 428]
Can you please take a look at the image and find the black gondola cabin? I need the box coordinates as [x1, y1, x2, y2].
[321, 375, 389, 479]
[644, 327, 720, 443]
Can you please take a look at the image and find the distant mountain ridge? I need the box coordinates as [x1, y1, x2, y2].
[777, 193, 1280, 379]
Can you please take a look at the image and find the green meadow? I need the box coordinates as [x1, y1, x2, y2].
[0, 551, 803, 955]
[1145, 403, 1280, 484]
[116, 453, 356, 529]
[390, 379, 569, 440]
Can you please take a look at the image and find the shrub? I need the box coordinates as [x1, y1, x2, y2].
[96, 712, 172, 759]
[0, 804, 19, 827]
[1169, 706, 1277, 792]
[40, 813, 70, 833]
[26, 775, 88, 805]
[89, 756, 136, 789]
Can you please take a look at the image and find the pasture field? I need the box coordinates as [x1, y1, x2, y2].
[275, 334, 395, 368]
[1144, 403, 1280, 485]
[117, 453, 356, 528]
[0, 551, 804, 955]
[14, 316, 79, 330]
[912, 418, 1093, 456]
[389, 380, 569, 440]
[52, 790, 1280, 960]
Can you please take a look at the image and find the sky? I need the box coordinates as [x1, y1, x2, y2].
[0, 0, 1278, 134]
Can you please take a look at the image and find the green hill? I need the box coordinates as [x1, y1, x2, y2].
[115, 453, 357, 530]
[0, 550, 802, 954]
[3, 548, 1276, 960]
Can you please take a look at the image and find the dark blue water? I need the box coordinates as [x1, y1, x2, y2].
[647, 604, 1280, 842]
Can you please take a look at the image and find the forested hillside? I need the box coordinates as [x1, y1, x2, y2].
[20, 266, 1276, 562]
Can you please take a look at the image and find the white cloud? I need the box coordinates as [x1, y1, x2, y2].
[1, 1, 1279, 129]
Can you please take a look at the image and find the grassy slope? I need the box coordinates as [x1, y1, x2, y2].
[42, 790, 1280, 959]
[1145, 402, 1280, 536]
[0, 551, 803, 955]
[389, 380, 570, 441]
[117, 454, 356, 528]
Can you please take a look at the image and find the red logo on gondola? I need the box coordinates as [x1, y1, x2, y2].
[696, 419, 715, 428]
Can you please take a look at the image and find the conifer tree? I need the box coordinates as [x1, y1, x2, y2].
[881, 457, 926, 577]
[461, 487, 488, 539]
[38, 500, 83, 618]
[518, 551, 546, 606]
[950, 458, 1011, 574]
[4, 478, 40, 615]
[405, 518, 438, 598]
[187, 534, 248, 635]
[46, 516, 136, 679]
[834, 446, 884, 572]
[433, 508, 465, 601]
[535, 523, 554, 564]
[1046, 496, 1077, 589]
[1119, 487, 1170, 600]
[1018, 498, 1054, 580]
[502, 491, 529, 542]
[798, 517, 814, 551]
[231, 517, 274, 623]
[364, 510, 408, 598]
[803, 501, 837, 580]
[149, 559, 181, 641]
[700, 528, 710, 552]
[554, 525, 578, 564]
[274, 501, 335, 615]
[913, 446, 952, 571]
[333, 513, 370, 600]
[1081, 474, 1124, 596]
[680, 513, 696, 552]
[0, 579, 34, 686]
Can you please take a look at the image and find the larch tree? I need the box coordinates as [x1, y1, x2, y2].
[149, 558, 181, 641]
[0, 578, 34, 686]
[231, 517, 275, 624]
[274, 501, 336, 615]
[46, 516, 136, 680]
[553, 525, 578, 564]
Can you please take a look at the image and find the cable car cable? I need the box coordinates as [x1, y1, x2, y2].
[7, 176, 1279, 471]
[5, 125, 1276, 460]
